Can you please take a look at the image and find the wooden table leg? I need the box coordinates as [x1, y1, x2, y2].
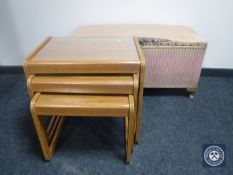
[30, 93, 65, 160]
[134, 37, 145, 144]
[132, 74, 139, 150]
[125, 95, 134, 163]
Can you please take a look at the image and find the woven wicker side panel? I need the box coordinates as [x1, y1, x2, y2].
[143, 47, 206, 88]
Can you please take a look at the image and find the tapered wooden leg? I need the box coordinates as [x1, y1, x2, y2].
[125, 116, 131, 163]
[124, 116, 129, 162]
[132, 74, 139, 150]
[129, 95, 135, 154]
[134, 37, 145, 144]
[187, 88, 197, 99]
[125, 95, 135, 163]
[30, 94, 65, 160]
[135, 84, 143, 144]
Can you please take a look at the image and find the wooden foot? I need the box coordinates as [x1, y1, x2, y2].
[187, 88, 197, 99]
[189, 94, 195, 99]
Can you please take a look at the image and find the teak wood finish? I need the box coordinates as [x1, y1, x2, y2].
[27, 75, 134, 98]
[23, 37, 140, 75]
[30, 93, 135, 163]
[24, 36, 144, 163]
[134, 37, 145, 144]
[23, 36, 52, 79]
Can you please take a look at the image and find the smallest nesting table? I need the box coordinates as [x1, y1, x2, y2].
[24, 37, 145, 163]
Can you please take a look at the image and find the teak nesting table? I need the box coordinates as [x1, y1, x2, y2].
[23, 37, 145, 163]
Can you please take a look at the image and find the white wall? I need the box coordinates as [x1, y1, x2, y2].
[0, 0, 233, 68]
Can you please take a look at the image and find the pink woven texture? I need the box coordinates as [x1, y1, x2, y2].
[143, 47, 206, 88]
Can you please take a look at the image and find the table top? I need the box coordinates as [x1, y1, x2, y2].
[25, 37, 140, 74]
[32, 37, 140, 62]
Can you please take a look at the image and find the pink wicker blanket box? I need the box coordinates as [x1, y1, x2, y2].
[73, 24, 208, 97]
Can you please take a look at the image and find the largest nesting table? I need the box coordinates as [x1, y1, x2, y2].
[23, 37, 145, 163]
